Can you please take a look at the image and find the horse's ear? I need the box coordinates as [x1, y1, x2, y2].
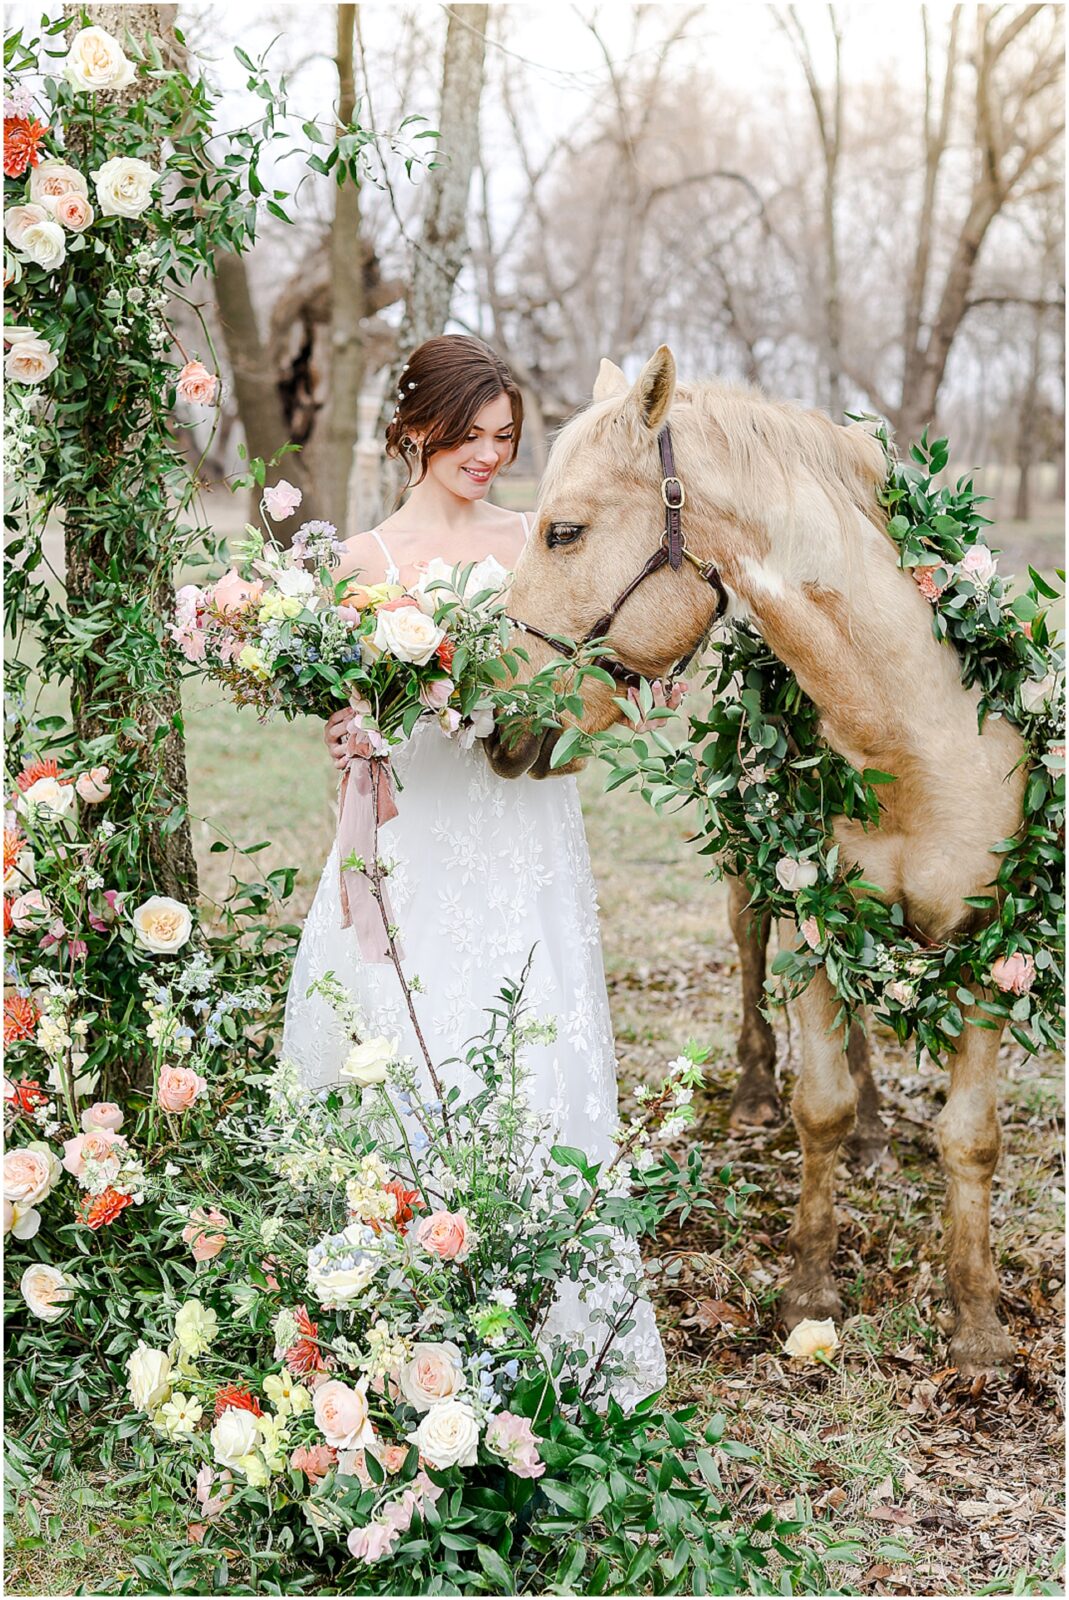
[593, 358, 628, 401]
[628, 345, 676, 431]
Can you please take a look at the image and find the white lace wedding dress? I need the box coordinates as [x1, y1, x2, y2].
[281, 521, 667, 1409]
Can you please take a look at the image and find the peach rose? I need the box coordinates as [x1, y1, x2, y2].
[132, 895, 192, 955]
[158, 1065, 208, 1115]
[799, 916, 821, 950]
[4, 1143, 61, 1205]
[176, 359, 218, 407]
[75, 766, 111, 803]
[61, 1127, 127, 1181]
[415, 1209, 472, 1263]
[30, 159, 88, 208]
[11, 889, 49, 930]
[290, 1443, 336, 1482]
[211, 569, 263, 616]
[913, 564, 949, 602]
[4, 202, 50, 251]
[397, 1342, 467, 1411]
[51, 192, 94, 232]
[990, 951, 1036, 996]
[81, 1101, 124, 1133]
[182, 1206, 228, 1262]
[313, 1377, 375, 1451]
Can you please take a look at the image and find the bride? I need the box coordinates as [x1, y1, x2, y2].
[281, 333, 666, 1408]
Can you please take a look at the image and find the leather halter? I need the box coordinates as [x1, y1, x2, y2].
[513, 424, 729, 691]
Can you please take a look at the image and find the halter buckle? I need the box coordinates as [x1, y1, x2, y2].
[661, 475, 686, 509]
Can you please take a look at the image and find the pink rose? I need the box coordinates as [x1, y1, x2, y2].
[913, 565, 949, 602]
[314, 1378, 375, 1451]
[377, 1443, 410, 1474]
[990, 951, 1036, 996]
[347, 1522, 399, 1563]
[158, 1065, 208, 1115]
[799, 916, 821, 950]
[485, 1410, 545, 1479]
[195, 1463, 233, 1519]
[418, 678, 454, 711]
[290, 1443, 336, 1482]
[415, 1209, 472, 1262]
[75, 766, 111, 803]
[175, 359, 218, 407]
[61, 1127, 127, 1181]
[81, 1101, 123, 1133]
[11, 890, 48, 931]
[211, 569, 264, 616]
[52, 192, 94, 232]
[959, 544, 997, 584]
[182, 1206, 228, 1262]
[262, 480, 302, 521]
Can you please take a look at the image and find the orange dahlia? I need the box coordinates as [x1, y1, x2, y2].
[4, 1076, 47, 1114]
[3, 825, 26, 869]
[3, 994, 39, 1045]
[436, 638, 455, 672]
[374, 1179, 423, 1237]
[284, 1304, 329, 1376]
[3, 117, 51, 180]
[80, 1187, 134, 1230]
[16, 757, 71, 792]
[3, 897, 13, 937]
[213, 1384, 263, 1421]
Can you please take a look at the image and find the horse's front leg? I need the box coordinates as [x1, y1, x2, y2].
[781, 951, 857, 1327]
[726, 873, 781, 1129]
[935, 1005, 1015, 1373]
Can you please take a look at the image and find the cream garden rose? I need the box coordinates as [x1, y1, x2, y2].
[17, 776, 74, 819]
[126, 1342, 173, 1410]
[774, 855, 820, 892]
[211, 1405, 260, 1469]
[1019, 673, 1057, 715]
[16, 216, 67, 271]
[783, 1318, 840, 1362]
[406, 1399, 480, 1469]
[132, 895, 193, 955]
[4, 203, 49, 249]
[63, 26, 137, 92]
[174, 1298, 219, 1357]
[371, 604, 445, 666]
[341, 1035, 397, 1087]
[397, 1342, 467, 1411]
[313, 1378, 375, 1451]
[4, 1198, 42, 1240]
[90, 156, 159, 219]
[20, 1262, 74, 1321]
[29, 158, 88, 207]
[3, 1142, 61, 1205]
[4, 337, 58, 385]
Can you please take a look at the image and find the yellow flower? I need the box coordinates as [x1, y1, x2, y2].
[236, 1451, 270, 1487]
[237, 644, 272, 680]
[258, 593, 302, 623]
[174, 1298, 218, 1357]
[263, 1370, 295, 1415]
[154, 1392, 203, 1437]
[288, 1383, 312, 1417]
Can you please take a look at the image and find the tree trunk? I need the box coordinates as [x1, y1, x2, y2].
[375, 2, 490, 514]
[1014, 304, 1046, 521]
[312, 4, 366, 531]
[62, 1, 198, 902]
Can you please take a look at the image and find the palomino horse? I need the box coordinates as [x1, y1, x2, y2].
[485, 347, 1025, 1373]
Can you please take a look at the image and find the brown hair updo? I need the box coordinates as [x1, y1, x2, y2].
[385, 334, 524, 496]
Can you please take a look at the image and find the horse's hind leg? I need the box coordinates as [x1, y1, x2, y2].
[726, 873, 781, 1129]
[843, 1019, 892, 1169]
[935, 1008, 1014, 1373]
[782, 957, 856, 1328]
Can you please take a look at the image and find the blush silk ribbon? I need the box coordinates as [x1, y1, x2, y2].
[336, 726, 402, 964]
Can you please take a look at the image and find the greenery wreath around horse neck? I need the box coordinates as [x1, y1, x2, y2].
[586, 426, 1065, 1064]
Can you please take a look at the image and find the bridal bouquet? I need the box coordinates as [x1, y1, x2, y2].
[170, 499, 512, 751]
[114, 970, 810, 1594]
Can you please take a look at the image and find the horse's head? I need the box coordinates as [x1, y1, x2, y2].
[484, 345, 721, 777]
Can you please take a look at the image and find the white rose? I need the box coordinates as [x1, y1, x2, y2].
[63, 26, 137, 92]
[19, 218, 67, 272]
[17, 777, 75, 819]
[783, 1318, 840, 1362]
[20, 1262, 74, 1321]
[4, 338, 58, 385]
[885, 979, 917, 1007]
[398, 1342, 468, 1412]
[3, 325, 37, 346]
[413, 558, 459, 615]
[774, 856, 820, 892]
[4, 203, 50, 250]
[464, 555, 511, 608]
[307, 1222, 386, 1308]
[90, 156, 159, 219]
[30, 159, 89, 208]
[341, 1035, 397, 1087]
[131, 896, 193, 955]
[4, 1141, 62, 1205]
[1019, 673, 1057, 715]
[126, 1341, 173, 1410]
[406, 1399, 480, 1469]
[4, 847, 36, 891]
[4, 1199, 42, 1240]
[211, 1404, 260, 1468]
[372, 606, 445, 665]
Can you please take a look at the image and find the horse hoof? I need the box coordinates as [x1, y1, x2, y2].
[947, 1322, 1017, 1376]
[780, 1275, 842, 1330]
[728, 1088, 783, 1131]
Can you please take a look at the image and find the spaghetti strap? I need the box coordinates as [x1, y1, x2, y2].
[367, 526, 401, 584]
[519, 511, 530, 540]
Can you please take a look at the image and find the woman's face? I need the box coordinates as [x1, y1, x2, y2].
[423, 391, 515, 500]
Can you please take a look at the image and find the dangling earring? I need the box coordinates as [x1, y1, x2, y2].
[401, 435, 413, 451]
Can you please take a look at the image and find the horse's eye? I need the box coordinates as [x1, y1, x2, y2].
[547, 523, 586, 548]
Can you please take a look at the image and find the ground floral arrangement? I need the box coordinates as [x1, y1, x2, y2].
[589, 429, 1065, 1062]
